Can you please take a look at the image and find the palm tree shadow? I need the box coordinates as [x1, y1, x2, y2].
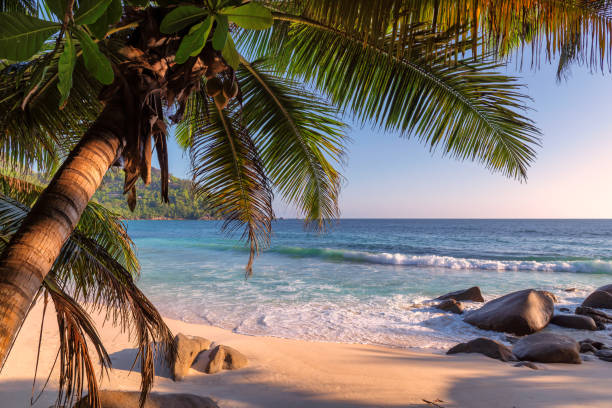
[108, 348, 173, 379]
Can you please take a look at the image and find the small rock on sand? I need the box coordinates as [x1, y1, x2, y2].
[436, 287, 484, 303]
[447, 338, 516, 362]
[205, 345, 248, 374]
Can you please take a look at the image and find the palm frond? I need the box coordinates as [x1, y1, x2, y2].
[237, 59, 346, 228]
[0, 53, 103, 173]
[44, 277, 110, 408]
[266, 0, 612, 71]
[186, 96, 273, 276]
[242, 23, 541, 179]
[0, 173, 175, 408]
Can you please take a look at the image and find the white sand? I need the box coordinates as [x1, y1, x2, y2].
[1, 301, 611, 408]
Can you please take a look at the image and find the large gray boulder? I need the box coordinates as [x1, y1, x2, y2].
[550, 314, 598, 331]
[73, 391, 219, 407]
[172, 333, 212, 381]
[205, 345, 248, 374]
[447, 338, 516, 362]
[513, 332, 581, 364]
[464, 289, 554, 335]
[436, 287, 484, 303]
[596, 284, 612, 294]
[581, 290, 612, 309]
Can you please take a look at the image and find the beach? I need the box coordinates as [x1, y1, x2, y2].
[2, 300, 611, 408]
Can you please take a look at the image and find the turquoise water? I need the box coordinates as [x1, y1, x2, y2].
[128, 219, 612, 350]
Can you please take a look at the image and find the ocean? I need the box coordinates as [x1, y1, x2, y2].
[127, 219, 612, 351]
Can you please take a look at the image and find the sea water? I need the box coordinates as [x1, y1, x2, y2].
[128, 219, 612, 351]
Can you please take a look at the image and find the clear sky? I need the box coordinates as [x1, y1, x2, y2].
[161, 60, 612, 219]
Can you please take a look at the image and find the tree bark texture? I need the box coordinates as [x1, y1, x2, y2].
[0, 101, 127, 368]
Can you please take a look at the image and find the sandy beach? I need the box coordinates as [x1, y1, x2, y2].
[0, 301, 610, 408]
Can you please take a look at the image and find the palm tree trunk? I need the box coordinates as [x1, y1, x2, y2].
[0, 100, 126, 368]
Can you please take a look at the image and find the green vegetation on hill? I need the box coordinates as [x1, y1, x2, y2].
[93, 168, 214, 219]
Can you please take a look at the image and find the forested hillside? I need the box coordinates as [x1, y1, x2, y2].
[93, 168, 214, 219]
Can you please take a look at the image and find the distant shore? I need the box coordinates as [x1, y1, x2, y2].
[2, 301, 611, 408]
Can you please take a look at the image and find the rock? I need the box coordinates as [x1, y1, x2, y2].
[513, 332, 581, 364]
[435, 299, 464, 314]
[550, 314, 598, 331]
[505, 335, 520, 344]
[580, 343, 598, 354]
[172, 333, 212, 381]
[579, 338, 606, 350]
[539, 291, 558, 303]
[575, 306, 612, 326]
[73, 391, 219, 407]
[559, 307, 570, 312]
[581, 290, 612, 309]
[436, 286, 484, 303]
[205, 345, 248, 374]
[514, 361, 539, 370]
[564, 288, 577, 292]
[596, 284, 612, 294]
[464, 289, 554, 335]
[595, 349, 612, 362]
[447, 338, 516, 362]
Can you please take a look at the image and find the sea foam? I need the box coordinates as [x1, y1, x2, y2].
[273, 247, 612, 273]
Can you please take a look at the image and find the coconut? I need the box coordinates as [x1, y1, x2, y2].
[206, 77, 222, 97]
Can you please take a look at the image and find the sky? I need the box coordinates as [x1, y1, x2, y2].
[160, 61, 612, 219]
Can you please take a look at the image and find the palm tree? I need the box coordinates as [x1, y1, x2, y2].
[0, 171, 174, 407]
[0, 0, 610, 405]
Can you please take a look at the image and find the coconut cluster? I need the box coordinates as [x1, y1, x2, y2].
[205, 76, 239, 109]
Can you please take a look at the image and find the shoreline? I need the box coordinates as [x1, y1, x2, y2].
[2, 301, 611, 407]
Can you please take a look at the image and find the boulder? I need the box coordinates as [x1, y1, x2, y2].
[595, 349, 612, 362]
[436, 287, 484, 303]
[581, 290, 612, 309]
[596, 284, 612, 294]
[539, 291, 558, 303]
[172, 333, 212, 381]
[205, 345, 248, 374]
[579, 342, 598, 354]
[575, 306, 612, 327]
[564, 288, 577, 292]
[447, 338, 515, 361]
[73, 391, 219, 407]
[436, 299, 464, 314]
[513, 332, 581, 364]
[579, 338, 606, 350]
[464, 289, 554, 335]
[514, 361, 539, 370]
[550, 314, 598, 331]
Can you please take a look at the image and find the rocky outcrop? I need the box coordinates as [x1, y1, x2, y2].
[595, 349, 612, 362]
[575, 306, 612, 327]
[447, 338, 515, 361]
[205, 345, 248, 374]
[550, 314, 598, 331]
[513, 332, 581, 364]
[436, 299, 464, 314]
[581, 290, 612, 309]
[73, 391, 219, 407]
[464, 289, 554, 335]
[172, 333, 212, 381]
[436, 287, 484, 303]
